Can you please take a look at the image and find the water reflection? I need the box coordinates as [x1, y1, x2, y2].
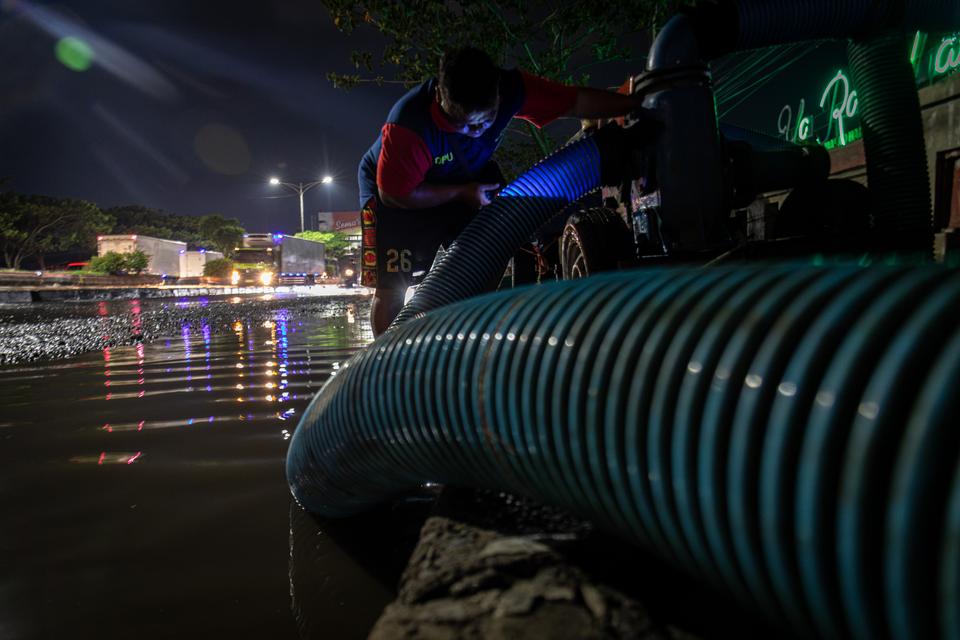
[0, 296, 373, 638]
[288, 497, 432, 640]
[87, 299, 371, 457]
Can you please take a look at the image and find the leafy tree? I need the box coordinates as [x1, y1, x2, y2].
[88, 251, 128, 275]
[87, 250, 151, 275]
[199, 214, 246, 257]
[294, 230, 353, 259]
[202, 257, 234, 279]
[322, 0, 670, 177]
[105, 205, 203, 244]
[124, 250, 150, 275]
[0, 192, 111, 270]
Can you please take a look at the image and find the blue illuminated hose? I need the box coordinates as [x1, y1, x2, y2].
[288, 264, 960, 640]
[390, 131, 604, 327]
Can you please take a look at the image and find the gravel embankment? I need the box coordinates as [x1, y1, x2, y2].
[0, 295, 371, 365]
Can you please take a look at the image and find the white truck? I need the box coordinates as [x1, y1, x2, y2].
[96, 235, 186, 277]
[178, 249, 225, 278]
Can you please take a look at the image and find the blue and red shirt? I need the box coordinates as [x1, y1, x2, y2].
[358, 69, 578, 207]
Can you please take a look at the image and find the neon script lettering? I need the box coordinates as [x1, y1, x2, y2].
[819, 70, 858, 146]
[778, 99, 812, 142]
[935, 36, 960, 75]
[434, 152, 454, 166]
[775, 31, 958, 149]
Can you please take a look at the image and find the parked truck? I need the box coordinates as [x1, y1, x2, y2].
[97, 235, 186, 277]
[178, 249, 225, 278]
[231, 233, 325, 286]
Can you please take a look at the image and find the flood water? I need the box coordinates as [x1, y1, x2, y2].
[0, 296, 413, 639]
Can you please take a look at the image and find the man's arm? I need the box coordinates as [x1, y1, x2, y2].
[380, 181, 500, 210]
[514, 71, 646, 128]
[565, 87, 645, 120]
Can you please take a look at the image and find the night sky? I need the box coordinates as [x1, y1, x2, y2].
[0, 0, 848, 233]
[0, 0, 403, 233]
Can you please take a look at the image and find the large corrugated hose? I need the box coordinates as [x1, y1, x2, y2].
[389, 129, 609, 328]
[731, 0, 883, 49]
[722, 0, 958, 51]
[288, 264, 960, 640]
[847, 33, 932, 247]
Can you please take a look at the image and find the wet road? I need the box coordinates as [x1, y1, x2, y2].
[0, 296, 406, 639]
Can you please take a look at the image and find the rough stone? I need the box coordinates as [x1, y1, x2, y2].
[367, 488, 683, 640]
[478, 537, 553, 560]
[581, 584, 608, 621]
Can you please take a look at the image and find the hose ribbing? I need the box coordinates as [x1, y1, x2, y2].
[288, 264, 960, 639]
[734, 0, 882, 49]
[847, 33, 932, 248]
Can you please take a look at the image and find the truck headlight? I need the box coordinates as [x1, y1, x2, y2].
[260, 271, 273, 286]
[343, 268, 354, 277]
[231, 270, 240, 285]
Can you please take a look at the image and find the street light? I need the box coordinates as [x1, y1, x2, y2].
[268, 175, 334, 233]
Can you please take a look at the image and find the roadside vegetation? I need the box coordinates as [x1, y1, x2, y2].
[86, 250, 150, 275]
[294, 230, 353, 260]
[202, 257, 234, 279]
[0, 188, 247, 270]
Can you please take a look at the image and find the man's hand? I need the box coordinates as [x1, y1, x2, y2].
[460, 182, 500, 209]
[381, 181, 499, 210]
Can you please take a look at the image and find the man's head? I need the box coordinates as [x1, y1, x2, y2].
[437, 47, 500, 138]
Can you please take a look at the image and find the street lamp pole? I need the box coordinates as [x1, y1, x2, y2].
[298, 183, 305, 235]
[269, 176, 334, 233]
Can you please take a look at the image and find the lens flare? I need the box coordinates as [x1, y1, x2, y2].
[55, 36, 94, 71]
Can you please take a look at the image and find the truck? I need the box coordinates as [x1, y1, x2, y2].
[337, 253, 358, 288]
[231, 233, 325, 286]
[178, 249, 225, 278]
[97, 235, 186, 277]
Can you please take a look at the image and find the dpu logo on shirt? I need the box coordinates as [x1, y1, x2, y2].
[434, 152, 454, 166]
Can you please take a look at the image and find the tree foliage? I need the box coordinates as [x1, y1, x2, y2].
[0, 193, 248, 269]
[199, 214, 246, 257]
[87, 250, 150, 275]
[295, 230, 353, 259]
[322, 0, 670, 177]
[0, 191, 112, 270]
[202, 257, 234, 279]
[123, 249, 149, 274]
[106, 206, 247, 256]
[105, 205, 204, 244]
[88, 252, 127, 275]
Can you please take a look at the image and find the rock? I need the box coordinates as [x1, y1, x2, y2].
[581, 584, 607, 621]
[479, 537, 553, 560]
[449, 568, 507, 597]
[489, 602, 597, 640]
[368, 488, 683, 639]
[492, 581, 539, 618]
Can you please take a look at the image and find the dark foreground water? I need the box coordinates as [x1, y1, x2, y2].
[0, 296, 418, 640]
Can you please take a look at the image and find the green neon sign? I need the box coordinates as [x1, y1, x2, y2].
[934, 36, 959, 75]
[776, 31, 958, 149]
[818, 70, 858, 146]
